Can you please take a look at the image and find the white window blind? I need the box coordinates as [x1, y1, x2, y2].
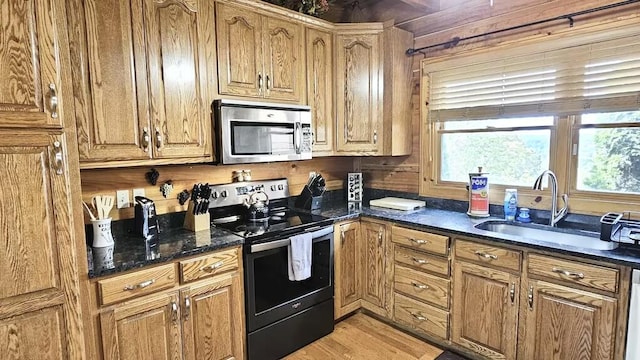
[426, 31, 640, 122]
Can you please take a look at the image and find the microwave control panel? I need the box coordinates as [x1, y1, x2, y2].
[301, 125, 312, 153]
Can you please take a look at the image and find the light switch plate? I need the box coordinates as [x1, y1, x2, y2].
[116, 190, 130, 209]
[133, 188, 145, 199]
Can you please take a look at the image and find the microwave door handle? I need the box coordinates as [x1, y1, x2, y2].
[294, 122, 301, 154]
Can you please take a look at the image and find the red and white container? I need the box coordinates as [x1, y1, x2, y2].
[467, 167, 490, 217]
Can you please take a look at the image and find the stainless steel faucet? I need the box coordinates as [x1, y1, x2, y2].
[532, 170, 568, 227]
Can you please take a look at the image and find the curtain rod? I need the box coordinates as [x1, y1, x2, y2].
[405, 0, 640, 56]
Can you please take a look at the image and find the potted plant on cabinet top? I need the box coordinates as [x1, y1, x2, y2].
[264, 0, 331, 16]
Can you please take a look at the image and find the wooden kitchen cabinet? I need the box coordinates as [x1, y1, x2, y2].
[334, 220, 362, 319]
[0, 132, 84, 359]
[518, 279, 617, 360]
[306, 27, 334, 155]
[216, 1, 304, 103]
[334, 28, 383, 154]
[451, 260, 520, 359]
[182, 273, 245, 360]
[0, 0, 64, 129]
[360, 219, 390, 316]
[67, 0, 215, 167]
[100, 291, 183, 360]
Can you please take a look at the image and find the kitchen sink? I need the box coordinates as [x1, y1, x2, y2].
[474, 220, 619, 251]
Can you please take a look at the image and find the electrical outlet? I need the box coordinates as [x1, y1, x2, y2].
[133, 188, 145, 200]
[116, 190, 130, 209]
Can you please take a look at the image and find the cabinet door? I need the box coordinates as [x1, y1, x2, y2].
[452, 261, 519, 359]
[306, 28, 334, 155]
[262, 16, 304, 102]
[360, 220, 386, 309]
[216, 3, 263, 98]
[519, 279, 616, 360]
[334, 221, 361, 319]
[68, 0, 151, 162]
[0, 0, 63, 128]
[100, 291, 182, 360]
[144, 0, 214, 159]
[182, 274, 245, 360]
[0, 132, 80, 358]
[335, 34, 382, 154]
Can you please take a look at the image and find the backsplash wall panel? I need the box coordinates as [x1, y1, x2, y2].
[81, 157, 353, 221]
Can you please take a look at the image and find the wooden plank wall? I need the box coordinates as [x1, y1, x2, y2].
[81, 157, 353, 221]
[361, 0, 639, 194]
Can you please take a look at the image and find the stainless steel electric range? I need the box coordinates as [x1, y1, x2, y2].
[206, 178, 334, 360]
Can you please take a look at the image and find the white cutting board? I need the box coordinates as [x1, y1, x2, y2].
[369, 197, 426, 211]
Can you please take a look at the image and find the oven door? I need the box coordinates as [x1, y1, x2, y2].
[244, 226, 333, 332]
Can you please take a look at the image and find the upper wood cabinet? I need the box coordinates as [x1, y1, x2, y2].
[67, 0, 215, 167]
[0, 132, 84, 359]
[334, 220, 362, 319]
[306, 27, 334, 155]
[216, 1, 305, 103]
[335, 30, 382, 154]
[0, 0, 64, 129]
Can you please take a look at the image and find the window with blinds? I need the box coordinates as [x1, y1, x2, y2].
[421, 22, 640, 213]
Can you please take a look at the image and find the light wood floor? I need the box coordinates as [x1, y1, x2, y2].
[284, 313, 445, 360]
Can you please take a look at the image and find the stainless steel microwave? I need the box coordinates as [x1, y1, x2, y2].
[213, 99, 312, 164]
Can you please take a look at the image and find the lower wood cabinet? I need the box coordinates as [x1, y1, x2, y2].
[518, 279, 617, 360]
[360, 219, 389, 315]
[451, 260, 520, 360]
[334, 220, 362, 319]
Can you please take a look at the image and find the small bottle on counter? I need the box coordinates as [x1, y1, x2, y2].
[504, 189, 518, 221]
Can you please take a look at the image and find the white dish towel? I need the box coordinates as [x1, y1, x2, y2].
[288, 232, 312, 281]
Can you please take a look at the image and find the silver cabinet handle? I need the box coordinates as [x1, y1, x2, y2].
[155, 127, 162, 150]
[412, 257, 428, 265]
[410, 312, 426, 321]
[373, 130, 378, 144]
[258, 72, 263, 93]
[475, 251, 498, 260]
[552, 267, 584, 279]
[52, 141, 64, 175]
[201, 261, 224, 273]
[142, 127, 150, 152]
[266, 74, 271, 90]
[49, 83, 58, 118]
[171, 301, 178, 323]
[123, 279, 155, 291]
[378, 228, 383, 246]
[510, 282, 515, 304]
[410, 238, 428, 245]
[412, 282, 429, 290]
[183, 296, 191, 321]
[341, 229, 345, 245]
[528, 285, 534, 310]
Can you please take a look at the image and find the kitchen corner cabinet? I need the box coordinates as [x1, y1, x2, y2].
[360, 219, 390, 317]
[67, 0, 215, 167]
[306, 27, 334, 155]
[0, 0, 64, 129]
[334, 220, 362, 319]
[0, 132, 84, 359]
[216, 1, 305, 103]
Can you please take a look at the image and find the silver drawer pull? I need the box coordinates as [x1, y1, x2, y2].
[412, 282, 429, 290]
[552, 267, 584, 279]
[410, 238, 428, 245]
[123, 279, 155, 291]
[475, 251, 498, 260]
[201, 261, 224, 272]
[410, 312, 427, 321]
[412, 257, 428, 265]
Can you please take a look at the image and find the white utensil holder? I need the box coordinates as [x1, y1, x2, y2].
[92, 218, 114, 247]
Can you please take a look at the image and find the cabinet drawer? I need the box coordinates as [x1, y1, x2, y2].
[98, 264, 176, 305]
[394, 292, 449, 339]
[395, 246, 449, 276]
[392, 226, 449, 255]
[394, 265, 450, 309]
[179, 248, 239, 283]
[454, 239, 521, 272]
[528, 254, 618, 293]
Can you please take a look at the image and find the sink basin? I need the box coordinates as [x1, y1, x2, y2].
[474, 220, 618, 251]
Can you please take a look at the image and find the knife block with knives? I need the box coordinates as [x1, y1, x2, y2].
[295, 173, 325, 210]
[184, 183, 211, 232]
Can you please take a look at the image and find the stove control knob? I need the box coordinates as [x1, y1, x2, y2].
[278, 184, 284, 190]
[220, 190, 228, 198]
[211, 191, 219, 199]
[270, 185, 277, 191]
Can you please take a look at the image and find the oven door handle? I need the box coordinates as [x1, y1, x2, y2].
[250, 226, 333, 253]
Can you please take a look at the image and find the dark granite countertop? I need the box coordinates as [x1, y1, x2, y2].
[319, 204, 640, 268]
[88, 226, 243, 279]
